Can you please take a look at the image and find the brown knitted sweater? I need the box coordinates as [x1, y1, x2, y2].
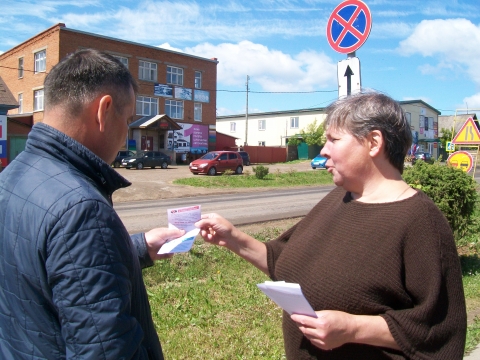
[265, 187, 466, 359]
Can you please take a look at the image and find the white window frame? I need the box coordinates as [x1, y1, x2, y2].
[167, 65, 183, 86]
[194, 102, 202, 122]
[405, 112, 411, 126]
[139, 60, 157, 81]
[113, 55, 129, 68]
[290, 116, 299, 129]
[230, 122, 236, 132]
[136, 96, 158, 116]
[258, 119, 266, 131]
[33, 89, 44, 111]
[18, 93, 23, 113]
[258, 141, 265, 146]
[195, 71, 202, 89]
[18, 57, 24, 78]
[34, 50, 46, 73]
[165, 99, 184, 119]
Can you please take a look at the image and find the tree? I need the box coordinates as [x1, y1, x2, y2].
[299, 119, 325, 146]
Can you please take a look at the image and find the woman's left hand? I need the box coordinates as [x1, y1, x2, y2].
[291, 310, 355, 350]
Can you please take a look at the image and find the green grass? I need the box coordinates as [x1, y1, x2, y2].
[462, 255, 480, 353]
[173, 169, 333, 188]
[144, 227, 287, 359]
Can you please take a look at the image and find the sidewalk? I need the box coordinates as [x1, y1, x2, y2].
[465, 346, 480, 359]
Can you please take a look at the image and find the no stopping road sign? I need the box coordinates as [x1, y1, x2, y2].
[327, 0, 372, 54]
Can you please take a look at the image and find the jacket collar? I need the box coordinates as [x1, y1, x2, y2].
[26, 123, 131, 197]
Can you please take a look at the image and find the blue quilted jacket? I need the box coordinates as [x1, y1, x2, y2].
[0, 123, 164, 359]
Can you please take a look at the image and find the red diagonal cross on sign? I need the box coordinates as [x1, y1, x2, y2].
[326, 0, 372, 54]
[332, 6, 364, 47]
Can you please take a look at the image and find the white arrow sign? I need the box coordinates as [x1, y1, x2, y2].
[337, 57, 361, 98]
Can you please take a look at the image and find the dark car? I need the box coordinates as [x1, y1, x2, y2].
[238, 151, 251, 166]
[122, 151, 171, 169]
[412, 152, 434, 165]
[112, 150, 135, 168]
[189, 151, 243, 175]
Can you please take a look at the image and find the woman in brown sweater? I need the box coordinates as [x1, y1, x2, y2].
[196, 92, 466, 359]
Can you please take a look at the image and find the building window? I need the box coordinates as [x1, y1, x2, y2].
[290, 116, 299, 129]
[230, 122, 236, 132]
[18, 93, 23, 113]
[165, 99, 183, 119]
[195, 71, 202, 89]
[194, 103, 202, 121]
[258, 141, 266, 146]
[258, 119, 266, 131]
[33, 89, 44, 111]
[34, 50, 46, 73]
[167, 65, 183, 86]
[113, 55, 129, 68]
[18, 57, 24, 78]
[405, 112, 411, 126]
[139, 60, 157, 81]
[136, 96, 158, 116]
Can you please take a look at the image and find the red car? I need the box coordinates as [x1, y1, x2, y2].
[189, 151, 243, 175]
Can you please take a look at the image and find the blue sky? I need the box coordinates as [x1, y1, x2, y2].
[2, 0, 480, 117]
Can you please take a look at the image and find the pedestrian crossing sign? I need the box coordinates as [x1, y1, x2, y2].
[452, 117, 480, 144]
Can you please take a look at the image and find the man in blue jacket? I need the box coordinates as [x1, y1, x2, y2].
[0, 49, 184, 359]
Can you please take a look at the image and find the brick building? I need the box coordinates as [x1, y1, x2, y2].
[0, 23, 218, 164]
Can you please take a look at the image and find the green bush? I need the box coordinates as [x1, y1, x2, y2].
[252, 165, 269, 179]
[403, 161, 479, 241]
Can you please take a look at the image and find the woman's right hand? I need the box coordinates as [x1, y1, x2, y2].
[195, 213, 238, 248]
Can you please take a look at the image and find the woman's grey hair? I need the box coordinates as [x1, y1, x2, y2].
[44, 48, 138, 116]
[324, 92, 412, 174]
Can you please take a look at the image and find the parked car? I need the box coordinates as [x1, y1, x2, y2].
[112, 150, 135, 168]
[412, 152, 434, 165]
[122, 151, 171, 169]
[189, 151, 243, 175]
[238, 151, 251, 166]
[310, 154, 327, 169]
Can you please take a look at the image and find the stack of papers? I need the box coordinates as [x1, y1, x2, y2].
[158, 205, 201, 254]
[257, 281, 317, 317]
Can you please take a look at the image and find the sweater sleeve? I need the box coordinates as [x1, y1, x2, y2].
[46, 200, 151, 359]
[380, 200, 466, 360]
[265, 224, 298, 280]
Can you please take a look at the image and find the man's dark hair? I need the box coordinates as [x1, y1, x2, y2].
[324, 92, 412, 174]
[44, 48, 138, 116]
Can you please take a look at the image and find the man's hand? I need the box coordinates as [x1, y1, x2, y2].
[144, 228, 185, 261]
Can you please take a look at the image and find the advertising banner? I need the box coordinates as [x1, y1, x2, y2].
[0, 114, 7, 166]
[154, 84, 173, 97]
[174, 87, 192, 101]
[194, 90, 210, 103]
[168, 123, 208, 154]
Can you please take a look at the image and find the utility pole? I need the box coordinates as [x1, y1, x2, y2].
[244, 75, 249, 146]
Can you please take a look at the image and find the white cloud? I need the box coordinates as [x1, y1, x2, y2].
[397, 19, 480, 84]
[462, 93, 480, 110]
[51, 0, 326, 44]
[185, 41, 337, 91]
[157, 43, 184, 53]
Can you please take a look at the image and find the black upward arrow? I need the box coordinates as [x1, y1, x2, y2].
[344, 65, 354, 96]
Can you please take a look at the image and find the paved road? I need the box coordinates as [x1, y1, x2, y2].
[115, 185, 334, 233]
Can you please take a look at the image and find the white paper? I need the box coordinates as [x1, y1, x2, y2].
[257, 281, 317, 317]
[158, 228, 200, 254]
[158, 205, 201, 254]
[167, 205, 201, 232]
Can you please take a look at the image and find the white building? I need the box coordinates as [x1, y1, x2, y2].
[217, 99, 441, 158]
